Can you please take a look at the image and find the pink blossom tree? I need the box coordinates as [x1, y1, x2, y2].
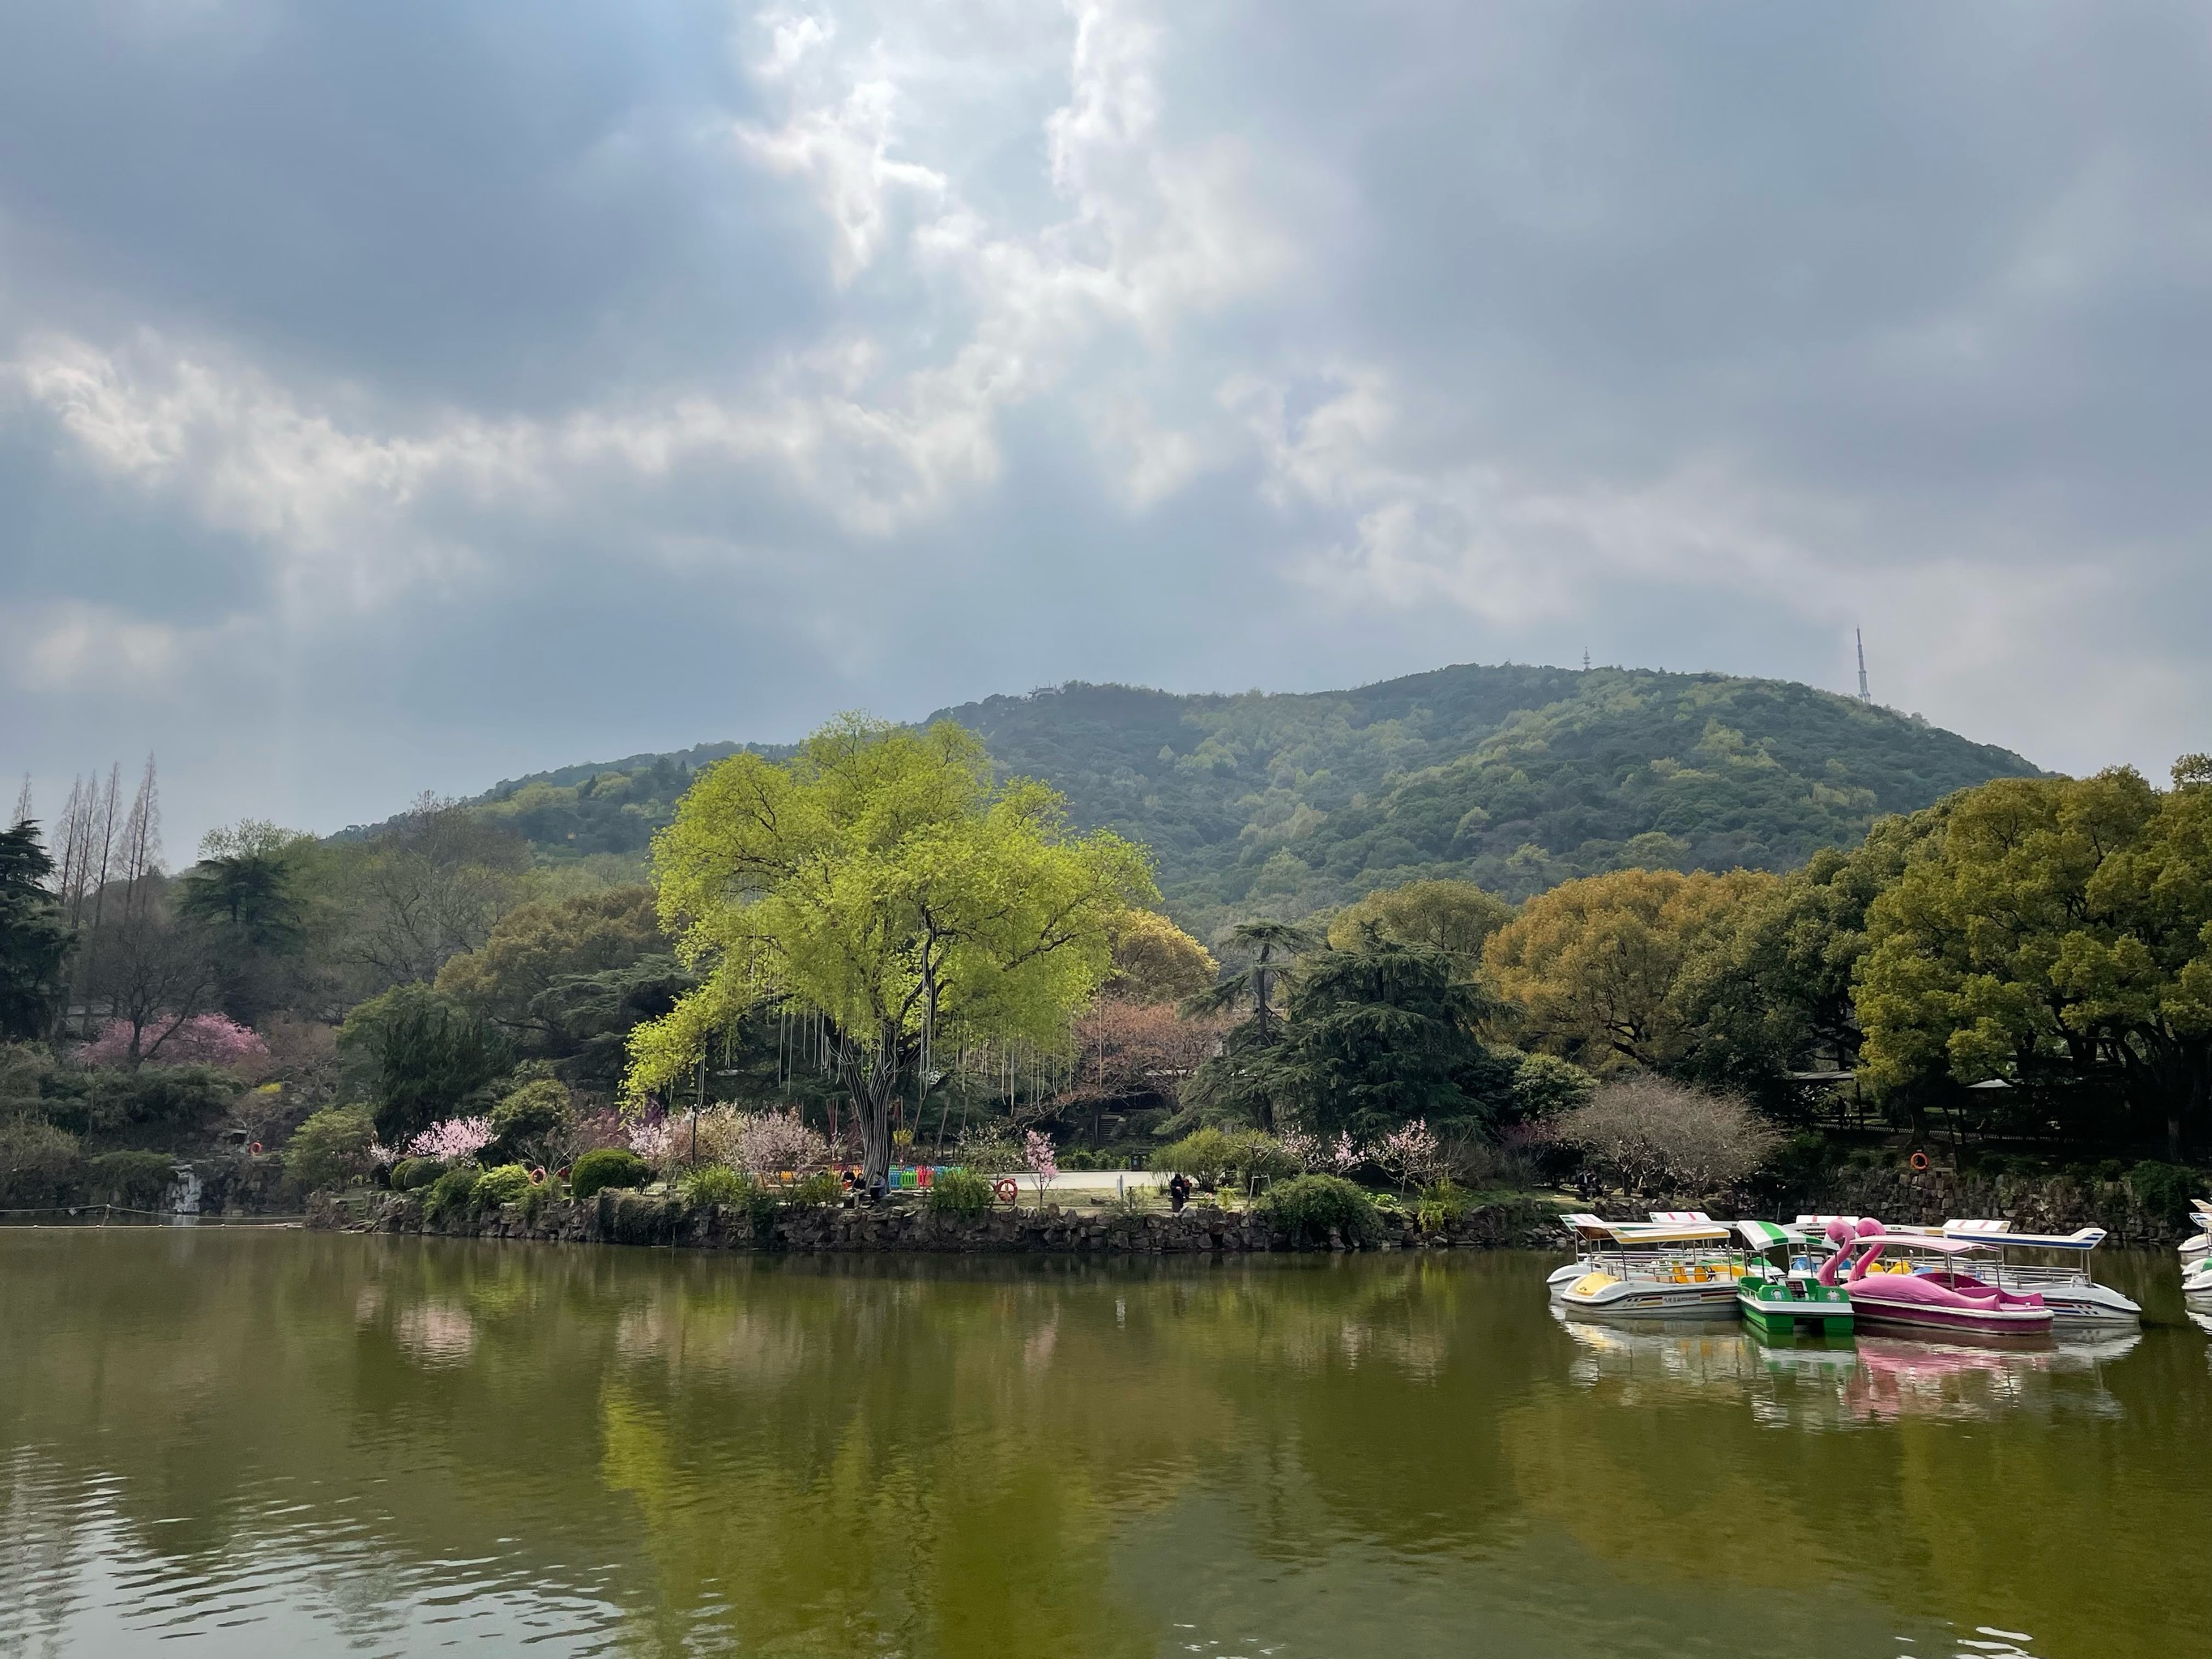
[626, 1116, 675, 1168]
[732, 1110, 829, 1180]
[1330, 1130, 1364, 1175]
[83, 1013, 269, 1073]
[1023, 1128, 1058, 1201]
[404, 1116, 495, 1163]
[1373, 1119, 1445, 1193]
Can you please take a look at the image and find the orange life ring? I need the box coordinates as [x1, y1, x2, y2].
[1909, 1151, 1930, 1172]
[992, 1178, 1018, 1203]
[248, 1141, 263, 1156]
[529, 1166, 549, 1186]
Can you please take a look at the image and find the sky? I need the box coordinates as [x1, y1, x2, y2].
[3, 1, 2208, 857]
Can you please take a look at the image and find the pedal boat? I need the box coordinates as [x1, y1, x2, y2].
[2181, 1200, 2210, 1267]
[1819, 1219, 2052, 1337]
[1553, 1218, 1744, 1318]
[1733, 1220, 1852, 1336]
[1940, 1220, 2140, 1326]
[1547, 1212, 1723, 1297]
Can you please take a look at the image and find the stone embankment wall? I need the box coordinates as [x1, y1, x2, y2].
[1587, 1169, 2197, 1247]
[1802, 1168, 2193, 1247]
[309, 1190, 1564, 1255]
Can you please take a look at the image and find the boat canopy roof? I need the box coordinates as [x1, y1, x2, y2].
[1942, 1221, 2107, 1251]
[1560, 1213, 1732, 1246]
[1856, 1232, 1984, 1256]
[1735, 1220, 1799, 1250]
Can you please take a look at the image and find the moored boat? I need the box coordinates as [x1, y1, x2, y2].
[1734, 1220, 1853, 1336]
[1940, 1219, 2141, 1327]
[1554, 1218, 1744, 1318]
[1819, 1219, 2054, 1337]
[2180, 1200, 2210, 1268]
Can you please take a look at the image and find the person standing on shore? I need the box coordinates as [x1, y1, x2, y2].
[1168, 1173, 1191, 1213]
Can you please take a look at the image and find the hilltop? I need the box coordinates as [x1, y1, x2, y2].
[458, 662, 2041, 931]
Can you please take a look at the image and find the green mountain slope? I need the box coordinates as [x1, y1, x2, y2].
[461, 663, 2041, 928]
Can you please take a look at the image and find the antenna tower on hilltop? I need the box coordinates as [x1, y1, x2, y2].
[1855, 629, 1871, 703]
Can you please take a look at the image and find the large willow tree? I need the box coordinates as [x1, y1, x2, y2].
[626, 717, 1156, 1181]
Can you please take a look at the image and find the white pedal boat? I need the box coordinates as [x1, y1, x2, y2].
[1941, 1220, 2141, 1327]
[1551, 1215, 1744, 1318]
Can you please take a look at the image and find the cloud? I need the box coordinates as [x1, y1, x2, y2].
[0, 0, 2206, 848]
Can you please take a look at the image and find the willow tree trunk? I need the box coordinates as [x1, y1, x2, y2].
[838, 1027, 902, 1187]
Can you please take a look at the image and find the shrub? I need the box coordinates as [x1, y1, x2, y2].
[489, 1077, 572, 1166]
[390, 1156, 446, 1192]
[1155, 1127, 1239, 1184]
[1259, 1175, 1381, 1247]
[472, 1163, 535, 1208]
[927, 1167, 997, 1218]
[1507, 1050, 1596, 1124]
[788, 1171, 843, 1208]
[424, 1164, 480, 1220]
[0, 1116, 83, 1205]
[1413, 1178, 1470, 1233]
[38, 1065, 240, 1143]
[2129, 1161, 2202, 1228]
[284, 1105, 377, 1195]
[572, 1147, 652, 1201]
[1156, 1128, 1302, 1188]
[947, 1129, 1022, 1174]
[675, 1163, 752, 1209]
[88, 1149, 177, 1210]
[1553, 1077, 1781, 1197]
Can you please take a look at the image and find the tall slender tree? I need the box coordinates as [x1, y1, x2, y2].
[0, 817, 70, 1040]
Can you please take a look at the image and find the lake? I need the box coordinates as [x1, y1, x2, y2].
[1, 1229, 2205, 1658]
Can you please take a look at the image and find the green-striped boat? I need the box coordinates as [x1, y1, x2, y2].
[1734, 1220, 1853, 1337]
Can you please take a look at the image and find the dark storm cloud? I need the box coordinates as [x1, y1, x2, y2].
[2, 0, 2206, 851]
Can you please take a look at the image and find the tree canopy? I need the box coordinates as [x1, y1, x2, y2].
[1482, 867, 1778, 1072]
[0, 819, 70, 1041]
[1857, 766, 2212, 1156]
[627, 717, 1155, 1179]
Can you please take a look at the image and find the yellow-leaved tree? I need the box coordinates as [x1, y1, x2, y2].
[626, 717, 1157, 1181]
[1482, 867, 1778, 1071]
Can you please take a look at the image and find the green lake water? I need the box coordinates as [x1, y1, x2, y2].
[2, 1230, 2206, 1658]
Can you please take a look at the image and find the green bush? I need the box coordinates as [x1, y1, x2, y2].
[1413, 1178, 1469, 1233]
[927, 1167, 997, 1218]
[472, 1163, 536, 1208]
[572, 1147, 652, 1201]
[424, 1164, 481, 1220]
[675, 1163, 751, 1209]
[390, 1156, 446, 1192]
[788, 1171, 843, 1208]
[284, 1105, 377, 1195]
[1258, 1175, 1381, 1247]
[489, 1077, 572, 1166]
[88, 1149, 177, 1210]
[0, 1115, 83, 1205]
[1155, 1127, 1300, 1187]
[2129, 1160, 2203, 1227]
[36, 1065, 240, 1144]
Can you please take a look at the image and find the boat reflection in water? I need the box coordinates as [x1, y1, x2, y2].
[1553, 1307, 2132, 1427]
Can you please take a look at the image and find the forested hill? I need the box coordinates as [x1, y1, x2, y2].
[463, 663, 2040, 928]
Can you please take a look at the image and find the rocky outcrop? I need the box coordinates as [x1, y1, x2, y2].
[307, 1190, 1564, 1254]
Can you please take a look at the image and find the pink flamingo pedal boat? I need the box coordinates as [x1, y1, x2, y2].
[1816, 1218, 2054, 1337]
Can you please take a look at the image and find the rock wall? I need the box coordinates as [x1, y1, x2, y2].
[307, 1190, 1565, 1254]
[1582, 1169, 2198, 1247]
[1800, 1167, 2194, 1247]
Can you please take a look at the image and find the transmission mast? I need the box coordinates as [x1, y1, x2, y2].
[1855, 629, 1871, 703]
